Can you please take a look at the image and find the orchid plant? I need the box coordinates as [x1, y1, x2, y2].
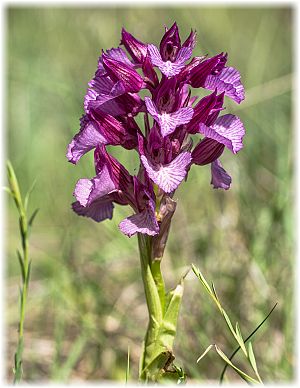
[67, 22, 245, 382]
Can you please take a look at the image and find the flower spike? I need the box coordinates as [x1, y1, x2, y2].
[68, 22, 246, 234]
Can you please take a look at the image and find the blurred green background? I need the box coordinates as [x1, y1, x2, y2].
[5, 6, 293, 383]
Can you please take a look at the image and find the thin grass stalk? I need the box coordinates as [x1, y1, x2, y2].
[6, 161, 35, 384]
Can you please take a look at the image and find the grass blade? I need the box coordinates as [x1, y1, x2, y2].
[196, 344, 214, 363]
[248, 342, 262, 383]
[28, 208, 39, 229]
[219, 303, 278, 383]
[214, 345, 259, 384]
[235, 322, 247, 357]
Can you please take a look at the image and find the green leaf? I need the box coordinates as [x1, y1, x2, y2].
[211, 282, 219, 302]
[235, 322, 247, 356]
[248, 342, 262, 382]
[219, 303, 277, 384]
[196, 344, 214, 363]
[19, 287, 23, 307]
[138, 234, 163, 324]
[24, 179, 37, 211]
[192, 264, 212, 295]
[25, 261, 32, 288]
[151, 260, 166, 314]
[19, 216, 27, 251]
[173, 364, 186, 384]
[164, 281, 183, 328]
[222, 309, 237, 338]
[139, 340, 146, 379]
[214, 345, 259, 384]
[141, 350, 174, 381]
[153, 281, 184, 355]
[13, 337, 24, 383]
[192, 265, 222, 311]
[6, 160, 23, 212]
[28, 208, 39, 228]
[17, 250, 25, 283]
[3, 186, 13, 196]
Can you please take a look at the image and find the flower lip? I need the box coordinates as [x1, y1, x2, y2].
[148, 44, 192, 78]
[118, 198, 159, 237]
[145, 96, 194, 137]
[138, 133, 192, 193]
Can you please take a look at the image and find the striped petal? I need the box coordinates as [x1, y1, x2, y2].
[119, 202, 159, 237]
[102, 54, 143, 93]
[198, 114, 245, 154]
[188, 53, 227, 88]
[73, 165, 116, 207]
[72, 197, 114, 222]
[72, 164, 119, 222]
[141, 151, 192, 193]
[85, 76, 127, 116]
[145, 97, 193, 137]
[105, 47, 133, 66]
[66, 117, 107, 164]
[204, 66, 245, 104]
[148, 44, 192, 77]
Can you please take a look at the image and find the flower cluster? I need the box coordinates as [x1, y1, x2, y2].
[67, 23, 245, 238]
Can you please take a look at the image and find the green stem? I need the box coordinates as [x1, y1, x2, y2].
[138, 234, 162, 366]
[138, 234, 184, 383]
[138, 234, 162, 324]
[14, 211, 29, 384]
[19, 214, 28, 339]
[7, 162, 32, 385]
[138, 234, 164, 381]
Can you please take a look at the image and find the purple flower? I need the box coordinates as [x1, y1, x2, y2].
[67, 115, 107, 164]
[144, 97, 194, 137]
[195, 114, 245, 158]
[204, 66, 245, 104]
[67, 23, 246, 237]
[148, 44, 192, 77]
[138, 132, 192, 194]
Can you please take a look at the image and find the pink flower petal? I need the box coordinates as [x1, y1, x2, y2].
[204, 66, 245, 104]
[145, 97, 193, 137]
[119, 203, 159, 237]
[141, 151, 191, 193]
[199, 114, 245, 154]
[66, 118, 107, 164]
[148, 44, 192, 77]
